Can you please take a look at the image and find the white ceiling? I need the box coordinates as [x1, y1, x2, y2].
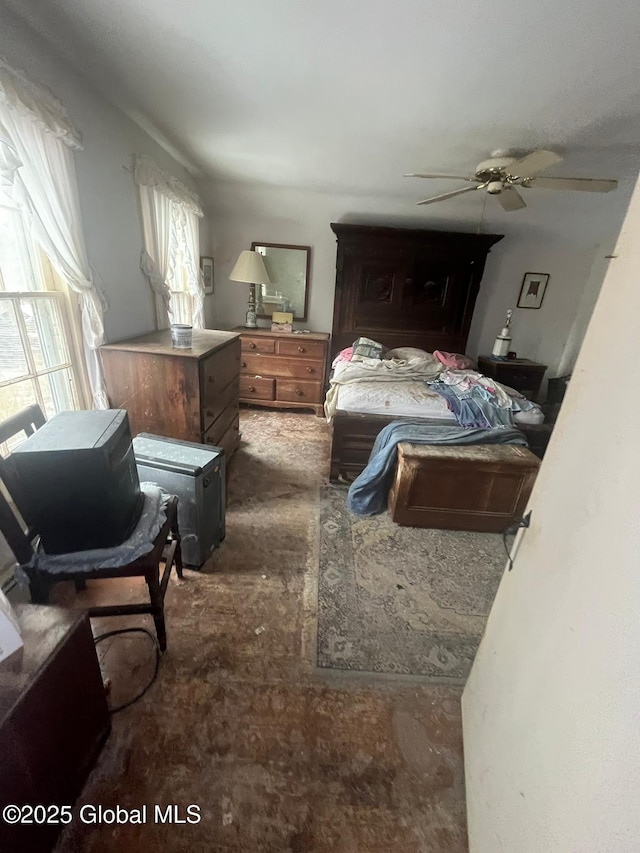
[5, 0, 640, 221]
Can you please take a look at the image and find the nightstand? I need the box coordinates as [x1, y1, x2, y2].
[477, 356, 547, 401]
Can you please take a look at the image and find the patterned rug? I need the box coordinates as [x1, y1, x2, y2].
[317, 484, 506, 681]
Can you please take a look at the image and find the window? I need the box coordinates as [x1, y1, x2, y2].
[134, 154, 204, 330]
[0, 203, 82, 423]
[166, 216, 194, 325]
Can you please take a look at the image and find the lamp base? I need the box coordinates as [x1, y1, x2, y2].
[244, 283, 258, 328]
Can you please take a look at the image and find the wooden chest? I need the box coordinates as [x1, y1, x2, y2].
[235, 327, 329, 416]
[388, 443, 540, 532]
[101, 329, 241, 460]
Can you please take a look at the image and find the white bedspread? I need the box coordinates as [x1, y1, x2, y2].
[336, 379, 456, 420]
[324, 355, 544, 425]
[324, 354, 444, 420]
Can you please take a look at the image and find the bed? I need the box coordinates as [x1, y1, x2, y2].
[327, 222, 507, 481]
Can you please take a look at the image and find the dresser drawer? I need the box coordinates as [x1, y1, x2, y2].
[202, 342, 241, 403]
[242, 353, 323, 380]
[241, 336, 276, 355]
[240, 376, 275, 400]
[276, 379, 324, 404]
[277, 338, 327, 359]
[204, 401, 239, 446]
[203, 378, 239, 433]
[205, 413, 240, 460]
[494, 369, 542, 394]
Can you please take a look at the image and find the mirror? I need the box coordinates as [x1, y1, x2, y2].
[251, 242, 311, 321]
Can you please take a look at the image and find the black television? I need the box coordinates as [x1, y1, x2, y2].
[10, 409, 143, 555]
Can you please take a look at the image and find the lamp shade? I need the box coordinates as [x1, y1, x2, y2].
[229, 250, 271, 285]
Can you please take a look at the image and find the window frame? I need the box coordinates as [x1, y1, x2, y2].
[0, 202, 88, 416]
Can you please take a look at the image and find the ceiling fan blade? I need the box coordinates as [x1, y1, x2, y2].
[496, 186, 526, 211]
[416, 185, 480, 205]
[524, 176, 618, 193]
[509, 149, 563, 176]
[405, 173, 475, 181]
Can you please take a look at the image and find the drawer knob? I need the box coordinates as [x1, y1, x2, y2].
[297, 346, 305, 352]
[306, 367, 313, 373]
[241, 361, 246, 368]
[249, 342, 256, 349]
[295, 388, 303, 396]
[248, 386, 255, 392]
[208, 376, 214, 383]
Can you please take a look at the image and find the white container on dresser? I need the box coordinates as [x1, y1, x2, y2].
[234, 327, 330, 417]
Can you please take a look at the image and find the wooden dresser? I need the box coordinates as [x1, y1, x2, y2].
[101, 329, 241, 460]
[234, 327, 330, 416]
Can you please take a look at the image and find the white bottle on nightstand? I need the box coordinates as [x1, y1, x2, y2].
[492, 309, 513, 357]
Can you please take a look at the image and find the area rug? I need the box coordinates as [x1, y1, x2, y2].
[317, 484, 507, 681]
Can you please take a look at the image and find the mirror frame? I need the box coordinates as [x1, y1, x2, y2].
[251, 241, 311, 322]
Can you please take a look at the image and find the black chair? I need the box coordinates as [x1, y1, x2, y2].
[0, 405, 183, 651]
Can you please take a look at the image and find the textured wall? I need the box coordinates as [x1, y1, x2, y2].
[463, 168, 640, 851]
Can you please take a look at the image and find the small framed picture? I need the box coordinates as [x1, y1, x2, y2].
[518, 272, 549, 309]
[200, 256, 214, 295]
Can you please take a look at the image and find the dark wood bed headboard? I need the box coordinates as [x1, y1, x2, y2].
[329, 223, 504, 362]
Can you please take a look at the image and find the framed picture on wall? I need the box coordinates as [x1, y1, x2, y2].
[200, 256, 214, 295]
[518, 272, 549, 309]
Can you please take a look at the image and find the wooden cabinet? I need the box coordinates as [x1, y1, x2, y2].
[234, 327, 330, 416]
[477, 356, 547, 401]
[101, 329, 241, 460]
[330, 223, 504, 362]
[0, 607, 110, 853]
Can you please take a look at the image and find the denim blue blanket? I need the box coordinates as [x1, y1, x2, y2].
[346, 420, 528, 516]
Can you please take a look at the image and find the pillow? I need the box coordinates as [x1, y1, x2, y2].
[433, 350, 476, 370]
[331, 346, 353, 369]
[387, 347, 432, 361]
[350, 337, 386, 362]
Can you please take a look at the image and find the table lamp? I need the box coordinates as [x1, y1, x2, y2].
[229, 250, 271, 328]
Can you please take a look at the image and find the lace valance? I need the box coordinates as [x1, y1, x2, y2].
[133, 154, 203, 217]
[0, 55, 82, 150]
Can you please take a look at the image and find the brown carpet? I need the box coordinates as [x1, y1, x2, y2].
[317, 483, 506, 680]
[45, 409, 468, 853]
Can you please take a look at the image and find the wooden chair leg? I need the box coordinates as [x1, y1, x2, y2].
[170, 507, 183, 579]
[145, 566, 167, 652]
[28, 572, 52, 604]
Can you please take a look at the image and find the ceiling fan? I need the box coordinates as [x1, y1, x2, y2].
[404, 149, 618, 211]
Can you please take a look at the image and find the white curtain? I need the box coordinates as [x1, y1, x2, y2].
[137, 179, 176, 329]
[0, 135, 21, 186]
[134, 154, 205, 329]
[177, 204, 204, 329]
[0, 55, 108, 409]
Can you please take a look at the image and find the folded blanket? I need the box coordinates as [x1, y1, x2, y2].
[18, 483, 167, 575]
[346, 421, 527, 516]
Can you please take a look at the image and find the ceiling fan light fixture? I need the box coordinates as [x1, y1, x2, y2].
[406, 148, 617, 211]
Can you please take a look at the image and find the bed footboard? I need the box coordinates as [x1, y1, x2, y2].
[329, 413, 397, 481]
